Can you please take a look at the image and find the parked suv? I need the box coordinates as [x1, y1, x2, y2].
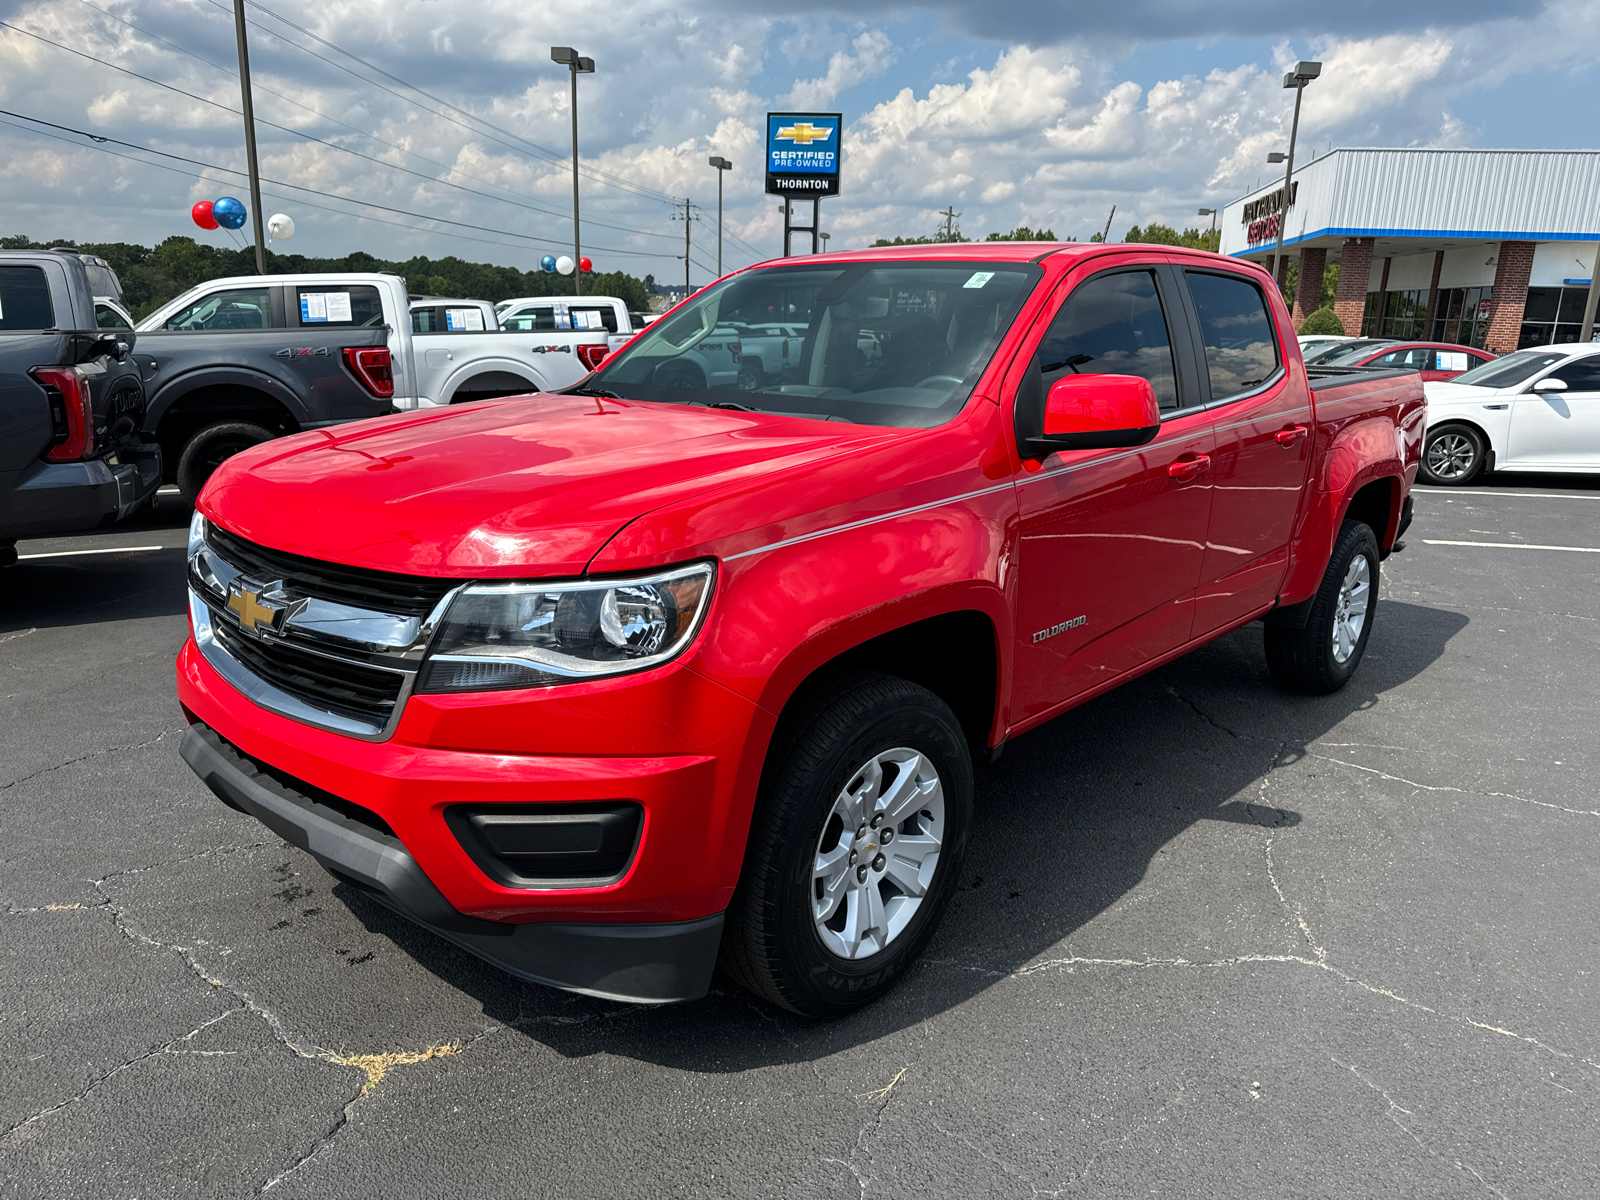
[178, 244, 1422, 1016]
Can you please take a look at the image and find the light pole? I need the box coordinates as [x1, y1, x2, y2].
[1197, 207, 1217, 252]
[231, 0, 266, 274]
[820, 232, 831, 253]
[1270, 60, 1321, 292]
[708, 156, 731, 276]
[550, 47, 595, 295]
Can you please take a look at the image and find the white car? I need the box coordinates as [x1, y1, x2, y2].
[1298, 334, 1354, 354]
[1421, 343, 1600, 484]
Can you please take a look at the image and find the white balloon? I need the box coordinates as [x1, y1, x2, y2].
[555, 255, 575, 276]
[267, 213, 296, 239]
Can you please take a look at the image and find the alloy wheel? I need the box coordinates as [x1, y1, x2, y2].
[1331, 554, 1371, 664]
[1425, 432, 1476, 480]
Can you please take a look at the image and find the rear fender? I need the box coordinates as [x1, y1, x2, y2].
[146, 366, 308, 432]
[1279, 417, 1404, 604]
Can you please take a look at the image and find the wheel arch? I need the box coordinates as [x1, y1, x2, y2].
[150, 380, 301, 479]
[446, 367, 543, 403]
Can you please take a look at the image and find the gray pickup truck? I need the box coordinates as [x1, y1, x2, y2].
[1, 250, 160, 564]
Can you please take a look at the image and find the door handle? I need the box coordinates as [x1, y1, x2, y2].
[1276, 424, 1309, 446]
[1168, 454, 1211, 481]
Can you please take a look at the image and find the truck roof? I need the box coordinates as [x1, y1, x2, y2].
[739, 242, 1252, 269]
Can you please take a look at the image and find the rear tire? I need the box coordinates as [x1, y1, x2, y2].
[1419, 422, 1487, 486]
[175, 421, 275, 505]
[721, 671, 973, 1018]
[1264, 521, 1380, 694]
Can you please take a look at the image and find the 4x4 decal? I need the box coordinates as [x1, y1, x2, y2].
[274, 346, 333, 359]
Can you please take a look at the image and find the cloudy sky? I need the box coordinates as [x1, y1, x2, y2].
[1, 0, 1596, 284]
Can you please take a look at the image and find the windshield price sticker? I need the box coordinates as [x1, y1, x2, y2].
[301, 292, 353, 323]
[963, 272, 995, 289]
[446, 307, 484, 331]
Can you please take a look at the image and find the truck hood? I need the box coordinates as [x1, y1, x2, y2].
[201, 394, 900, 576]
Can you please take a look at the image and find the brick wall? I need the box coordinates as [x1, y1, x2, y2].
[1275, 253, 1291, 292]
[1331, 238, 1374, 336]
[1293, 247, 1327, 325]
[1483, 241, 1536, 353]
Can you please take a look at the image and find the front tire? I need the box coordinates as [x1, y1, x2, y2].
[1264, 520, 1380, 694]
[1420, 422, 1487, 486]
[721, 672, 973, 1018]
[176, 421, 275, 505]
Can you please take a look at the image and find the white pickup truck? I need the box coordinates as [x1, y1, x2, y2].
[496, 294, 637, 364]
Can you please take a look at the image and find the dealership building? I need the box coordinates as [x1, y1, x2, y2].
[1220, 148, 1600, 351]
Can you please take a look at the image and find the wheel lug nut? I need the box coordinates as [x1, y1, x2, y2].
[848, 850, 857, 865]
[880, 829, 893, 844]
[870, 813, 883, 829]
[872, 853, 886, 871]
[856, 865, 869, 883]
[857, 824, 868, 841]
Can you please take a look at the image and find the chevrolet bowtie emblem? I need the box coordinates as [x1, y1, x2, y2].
[226, 579, 286, 634]
[775, 122, 834, 146]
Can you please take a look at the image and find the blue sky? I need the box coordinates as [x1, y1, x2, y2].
[1, 0, 1595, 281]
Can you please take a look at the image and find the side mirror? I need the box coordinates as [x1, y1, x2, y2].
[1025, 373, 1162, 456]
[1532, 376, 1568, 393]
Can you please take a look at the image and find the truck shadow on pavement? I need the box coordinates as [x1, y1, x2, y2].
[334, 597, 1468, 1067]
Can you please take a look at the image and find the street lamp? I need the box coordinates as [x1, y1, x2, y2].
[708, 156, 731, 276]
[551, 46, 595, 295]
[820, 232, 831, 252]
[1197, 207, 1217, 252]
[1269, 60, 1320, 291]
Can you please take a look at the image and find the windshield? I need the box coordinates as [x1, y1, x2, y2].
[589, 260, 1041, 427]
[1316, 340, 1394, 365]
[1451, 349, 1564, 389]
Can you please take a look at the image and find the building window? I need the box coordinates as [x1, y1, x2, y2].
[1379, 289, 1430, 338]
[1360, 291, 1383, 336]
[1431, 286, 1492, 349]
[1518, 286, 1596, 349]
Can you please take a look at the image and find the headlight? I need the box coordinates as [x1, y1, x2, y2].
[416, 562, 715, 693]
[188, 510, 207, 557]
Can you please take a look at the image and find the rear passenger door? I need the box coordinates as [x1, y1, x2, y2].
[1180, 267, 1312, 637]
[1011, 257, 1215, 724]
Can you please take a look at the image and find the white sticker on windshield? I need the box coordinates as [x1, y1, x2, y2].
[446, 307, 484, 331]
[324, 292, 352, 322]
[963, 271, 995, 289]
[1437, 351, 1467, 372]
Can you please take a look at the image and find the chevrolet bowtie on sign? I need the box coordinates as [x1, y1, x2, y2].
[766, 111, 842, 197]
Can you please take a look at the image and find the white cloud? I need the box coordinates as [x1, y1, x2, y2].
[783, 30, 896, 108]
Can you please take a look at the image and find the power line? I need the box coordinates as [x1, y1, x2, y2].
[0, 106, 664, 258]
[3, 16, 684, 247]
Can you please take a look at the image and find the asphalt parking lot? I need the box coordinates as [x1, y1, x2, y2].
[3, 478, 1597, 1198]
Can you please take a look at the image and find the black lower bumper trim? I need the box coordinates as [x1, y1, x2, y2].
[180, 723, 723, 1003]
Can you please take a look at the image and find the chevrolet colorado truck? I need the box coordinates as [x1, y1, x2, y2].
[176, 243, 1423, 1016]
[1, 250, 159, 563]
[135, 273, 601, 502]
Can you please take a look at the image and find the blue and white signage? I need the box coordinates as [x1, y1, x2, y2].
[765, 112, 842, 197]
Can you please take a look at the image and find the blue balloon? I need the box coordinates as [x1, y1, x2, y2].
[540, 254, 557, 273]
[212, 196, 247, 229]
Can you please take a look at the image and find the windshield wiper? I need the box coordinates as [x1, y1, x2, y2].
[569, 386, 622, 399]
[702, 400, 756, 411]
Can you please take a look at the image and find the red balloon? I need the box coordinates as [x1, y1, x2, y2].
[191, 201, 218, 230]
[578, 256, 592, 273]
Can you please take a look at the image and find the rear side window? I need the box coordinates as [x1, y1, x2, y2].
[1036, 270, 1179, 411]
[503, 306, 556, 332]
[95, 303, 132, 330]
[0, 266, 55, 330]
[570, 305, 618, 333]
[296, 285, 384, 327]
[1185, 271, 1280, 399]
[165, 286, 272, 331]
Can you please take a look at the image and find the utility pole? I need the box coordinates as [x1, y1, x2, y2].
[676, 198, 694, 292]
[1271, 61, 1322, 292]
[938, 206, 961, 241]
[1580, 242, 1600, 344]
[1101, 205, 1116, 243]
[231, 0, 266, 274]
[550, 48, 595, 294]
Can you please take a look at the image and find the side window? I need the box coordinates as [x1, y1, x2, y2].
[1036, 270, 1179, 411]
[95, 303, 132, 330]
[295, 285, 384, 328]
[570, 306, 618, 333]
[411, 307, 441, 333]
[165, 287, 272, 331]
[0, 266, 56, 330]
[503, 306, 557, 332]
[1547, 358, 1600, 391]
[1184, 271, 1281, 400]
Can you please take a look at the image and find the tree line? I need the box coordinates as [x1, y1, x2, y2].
[0, 234, 654, 320]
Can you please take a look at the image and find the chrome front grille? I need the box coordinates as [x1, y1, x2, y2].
[189, 524, 462, 740]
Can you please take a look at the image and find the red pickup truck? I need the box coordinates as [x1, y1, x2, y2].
[178, 243, 1423, 1017]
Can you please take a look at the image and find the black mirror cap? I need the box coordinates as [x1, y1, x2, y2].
[1024, 422, 1160, 456]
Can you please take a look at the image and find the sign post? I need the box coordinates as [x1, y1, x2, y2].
[765, 112, 841, 256]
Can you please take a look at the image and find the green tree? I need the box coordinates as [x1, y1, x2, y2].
[984, 225, 1059, 242]
[1123, 223, 1220, 252]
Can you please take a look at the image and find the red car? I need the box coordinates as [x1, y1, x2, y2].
[1316, 338, 1495, 381]
[178, 243, 1424, 1016]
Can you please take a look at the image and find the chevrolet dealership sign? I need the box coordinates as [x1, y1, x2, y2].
[766, 112, 842, 197]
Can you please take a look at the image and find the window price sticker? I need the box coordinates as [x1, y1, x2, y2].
[301, 291, 353, 322]
[963, 272, 995, 289]
[446, 307, 485, 331]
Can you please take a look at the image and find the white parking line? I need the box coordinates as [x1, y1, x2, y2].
[1423, 539, 1600, 554]
[1413, 487, 1600, 500]
[18, 545, 167, 560]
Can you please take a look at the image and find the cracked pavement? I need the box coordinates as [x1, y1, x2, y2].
[2, 482, 1597, 1197]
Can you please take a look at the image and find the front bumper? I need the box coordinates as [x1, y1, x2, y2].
[181, 722, 724, 1003]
